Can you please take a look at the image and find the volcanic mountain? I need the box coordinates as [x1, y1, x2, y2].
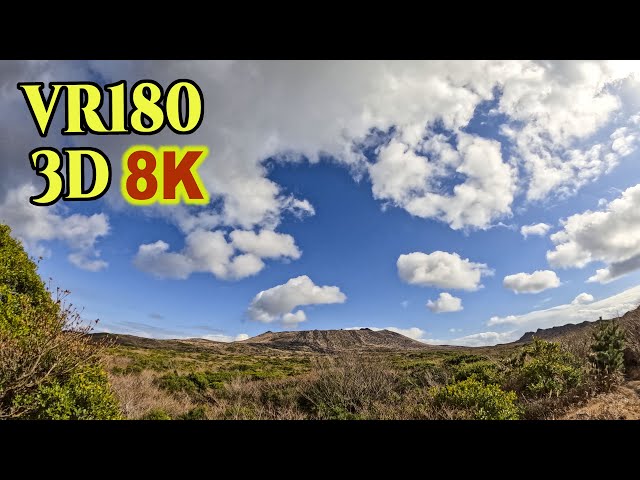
[240, 328, 431, 352]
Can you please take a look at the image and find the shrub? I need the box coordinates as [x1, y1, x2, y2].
[178, 406, 208, 420]
[12, 366, 120, 420]
[0, 224, 53, 309]
[443, 354, 487, 366]
[506, 339, 584, 398]
[452, 360, 502, 385]
[142, 408, 172, 420]
[590, 321, 625, 377]
[300, 355, 399, 419]
[431, 378, 520, 420]
[0, 224, 120, 419]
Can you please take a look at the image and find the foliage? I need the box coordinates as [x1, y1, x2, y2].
[0, 224, 120, 419]
[300, 355, 400, 419]
[178, 406, 208, 420]
[506, 338, 584, 398]
[12, 366, 121, 420]
[142, 408, 172, 420]
[0, 224, 52, 310]
[590, 321, 626, 377]
[431, 378, 521, 420]
[452, 360, 503, 385]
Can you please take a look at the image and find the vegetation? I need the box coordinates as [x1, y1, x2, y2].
[506, 338, 584, 399]
[431, 378, 521, 420]
[101, 330, 637, 420]
[0, 224, 120, 419]
[590, 321, 626, 381]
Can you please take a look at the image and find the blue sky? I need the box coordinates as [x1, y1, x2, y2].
[2, 60, 640, 345]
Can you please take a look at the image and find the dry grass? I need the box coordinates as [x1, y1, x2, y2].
[562, 379, 640, 420]
[108, 370, 195, 419]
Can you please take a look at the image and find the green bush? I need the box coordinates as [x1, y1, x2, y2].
[432, 378, 520, 420]
[452, 360, 502, 385]
[0, 224, 120, 419]
[178, 406, 208, 420]
[507, 339, 584, 398]
[157, 371, 234, 394]
[590, 321, 625, 377]
[142, 409, 172, 420]
[443, 354, 487, 366]
[12, 366, 120, 420]
[0, 224, 53, 310]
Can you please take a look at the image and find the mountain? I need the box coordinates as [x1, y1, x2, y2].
[517, 305, 640, 344]
[91, 328, 433, 353]
[240, 328, 431, 352]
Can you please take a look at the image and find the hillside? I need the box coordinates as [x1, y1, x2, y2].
[241, 328, 431, 352]
[517, 305, 640, 345]
[92, 328, 434, 354]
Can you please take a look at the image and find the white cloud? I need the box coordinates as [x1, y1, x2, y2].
[449, 328, 463, 333]
[0, 184, 109, 271]
[400, 300, 409, 309]
[547, 183, 640, 283]
[51, 61, 640, 234]
[234, 333, 250, 341]
[3, 61, 640, 272]
[488, 284, 640, 332]
[427, 292, 463, 313]
[230, 229, 301, 259]
[503, 270, 561, 294]
[400, 134, 517, 230]
[497, 61, 640, 201]
[572, 292, 594, 305]
[448, 331, 518, 347]
[133, 228, 301, 280]
[282, 310, 306, 327]
[248, 275, 346, 325]
[520, 223, 551, 238]
[397, 251, 492, 291]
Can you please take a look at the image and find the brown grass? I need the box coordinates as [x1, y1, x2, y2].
[108, 370, 195, 419]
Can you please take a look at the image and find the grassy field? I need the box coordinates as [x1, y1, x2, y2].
[101, 325, 639, 420]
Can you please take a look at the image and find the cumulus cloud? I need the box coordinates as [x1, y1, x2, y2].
[282, 310, 306, 326]
[371, 134, 517, 230]
[503, 270, 561, 294]
[498, 61, 640, 201]
[572, 292, 594, 305]
[248, 275, 346, 326]
[427, 292, 463, 313]
[3, 60, 640, 271]
[547, 183, 640, 283]
[520, 223, 551, 238]
[397, 251, 492, 291]
[133, 229, 300, 280]
[230, 229, 301, 259]
[0, 184, 110, 271]
[488, 284, 640, 331]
